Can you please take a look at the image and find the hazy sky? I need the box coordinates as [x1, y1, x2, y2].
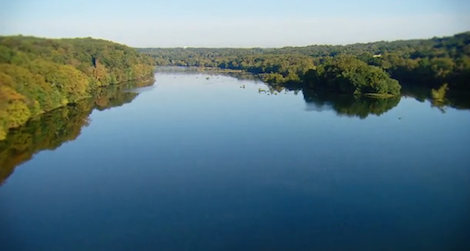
[0, 0, 469, 47]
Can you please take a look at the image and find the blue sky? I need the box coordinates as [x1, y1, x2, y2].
[0, 0, 469, 47]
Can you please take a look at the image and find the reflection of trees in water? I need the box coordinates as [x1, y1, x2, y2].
[401, 83, 470, 112]
[0, 102, 91, 186]
[277, 81, 470, 115]
[302, 88, 400, 119]
[94, 85, 140, 111]
[262, 81, 401, 118]
[444, 89, 470, 111]
[0, 81, 149, 186]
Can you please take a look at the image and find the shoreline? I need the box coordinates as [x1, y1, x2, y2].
[0, 75, 155, 141]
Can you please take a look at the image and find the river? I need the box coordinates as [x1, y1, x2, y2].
[1, 69, 470, 251]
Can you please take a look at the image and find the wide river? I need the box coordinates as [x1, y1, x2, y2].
[1, 69, 470, 251]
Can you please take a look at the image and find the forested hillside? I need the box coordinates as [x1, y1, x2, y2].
[138, 32, 470, 93]
[0, 36, 156, 140]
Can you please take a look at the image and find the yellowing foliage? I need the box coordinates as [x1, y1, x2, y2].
[0, 36, 155, 139]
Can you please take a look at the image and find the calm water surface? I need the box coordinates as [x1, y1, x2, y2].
[1, 70, 470, 251]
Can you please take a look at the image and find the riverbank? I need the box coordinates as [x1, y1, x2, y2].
[0, 36, 156, 141]
[0, 76, 155, 141]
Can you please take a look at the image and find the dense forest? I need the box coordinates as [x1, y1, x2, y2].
[0, 36, 156, 140]
[138, 31, 470, 95]
[0, 81, 148, 185]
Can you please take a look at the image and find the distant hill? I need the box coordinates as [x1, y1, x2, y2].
[138, 32, 470, 93]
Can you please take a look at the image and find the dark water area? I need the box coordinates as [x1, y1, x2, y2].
[1, 69, 470, 251]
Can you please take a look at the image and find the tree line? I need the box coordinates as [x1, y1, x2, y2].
[138, 31, 470, 96]
[0, 36, 156, 140]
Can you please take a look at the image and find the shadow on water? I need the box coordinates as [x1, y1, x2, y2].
[0, 79, 153, 186]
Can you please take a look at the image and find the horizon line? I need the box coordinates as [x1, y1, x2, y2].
[1, 30, 469, 49]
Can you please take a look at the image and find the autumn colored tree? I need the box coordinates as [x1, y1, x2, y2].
[0, 36, 155, 139]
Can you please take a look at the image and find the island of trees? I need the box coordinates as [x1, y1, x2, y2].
[0, 36, 156, 140]
[138, 31, 470, 97]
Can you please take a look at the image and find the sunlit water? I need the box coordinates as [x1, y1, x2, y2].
[1, 70, 470, 251]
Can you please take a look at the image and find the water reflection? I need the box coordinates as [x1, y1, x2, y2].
[0, 80, 152, 186]
[259, 82, 401, 118]
[302, 88, 401, 118]
[269, 81, 470, 117]
[2, 73, 469, 186]
[401, 83, 470, 112]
